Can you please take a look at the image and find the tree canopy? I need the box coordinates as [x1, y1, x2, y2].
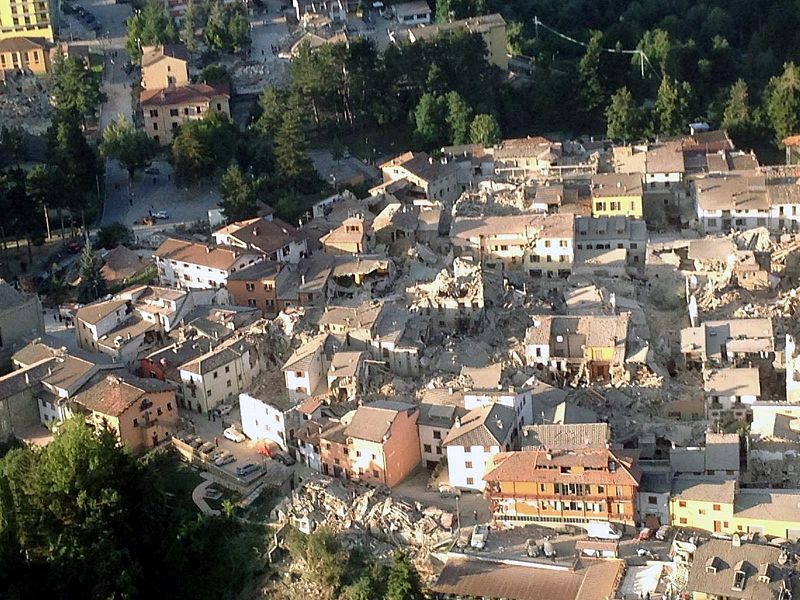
[51, 56, 106, 123]
[125, 0, 178, 63]
[100, 116, 158, 179]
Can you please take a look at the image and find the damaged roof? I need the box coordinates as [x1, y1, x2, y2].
[451, 213, 575, 240]
[443, 403, 516, 447]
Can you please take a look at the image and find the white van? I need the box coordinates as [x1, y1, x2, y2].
[586, 521, 623, 540]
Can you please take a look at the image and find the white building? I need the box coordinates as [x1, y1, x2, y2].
[461, 363, 535, 428]
[281, 333, 330, 400]
[239, 384, 322, 452]
[417, 403, 462, 470]
[212, 215, 308, 264]
[443, 403, 517, 491]
[154, 237, 261, 290]
[705, 367, 761, 420]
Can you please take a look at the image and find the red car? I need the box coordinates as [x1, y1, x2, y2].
[65, 238, 84, 254]
[637, 527, 654, 541]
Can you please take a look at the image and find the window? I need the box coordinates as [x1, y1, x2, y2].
[157, 407, 163, 416]
[648, 496, 657, 505]
[433, 430, 441, 439]
[245, 282, 255, 291]
[172, 122, 179, 129]
[149, 109, 158, 117]
[698, 509, 706, 515]
[465, 461, 473, 469]
[435, 446, 442, 455]
[217, 103, 222, 111]
[247, 298, 257, 307]
[679, 517, 687, 524]
[544, 240, 551, 248]
[167, 402, 173, 411]
[213, 372, 218, 379]
[372, 470, 379, 478]
[169, 108, 179, 117]
[466, 477, 474, 485]
[226, 380, 232, 388]
[424, 444, 432, 452]
[225, 366, 230, 374]
[713, 504, 721, 511]
[679, 501, 687, 508]
[152, 122, 158, 131]
[295, 371, 303, 377]
[133, 418, 139, 427]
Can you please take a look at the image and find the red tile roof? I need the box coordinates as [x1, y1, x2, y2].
[140, 83, 228, 106]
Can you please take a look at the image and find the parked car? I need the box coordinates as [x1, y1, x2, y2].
[438, 483, 461, 498]
[189, 437, 206, 449]
[144, 166, 160, 175]
[223, 427, 246, 443]
[655, 525, 672, 541]
[153, 210, 169, 220]
[274, 452, 296, 466]
[214, 404, 233, 417]
[470, 524, 488, 550]
[637, 527, 654, 541]
[198, 442, 215, 456]
[214, 451, 235, 466]
[525, 538, 541, 557]
[65, 238, 84, 254]
[236, 463, 261, 478]
[586, 521, 623, 540]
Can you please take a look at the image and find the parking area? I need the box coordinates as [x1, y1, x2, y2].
[179, 404, 292, 488]
[103, 160, 221, 228]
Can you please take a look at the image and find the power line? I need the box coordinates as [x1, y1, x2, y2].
[533, 16, 661, 79]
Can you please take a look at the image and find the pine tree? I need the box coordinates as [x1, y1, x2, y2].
[181, 0, 199, 52]
[219, 164, 257, 223]
[722, 79, 751, 129]
[275, 106, 316, 191]
[654, 76, 692, 136]
[77, 240, 106, 303]
[765, 62, 800, 144]
[470, 113, 502, 146]
[386, 552, 424, 600]
[605, 86, 639, 141]
[414, 93, 448, 149]
[445, 91, 473, 145]
[100, 116, 157, 179]
[578, 31, 606, 126]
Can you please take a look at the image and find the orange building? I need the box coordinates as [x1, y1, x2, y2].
[320, 400, 421, 488]
[483, 447, 641, 528]
[73, 372, 179, 452]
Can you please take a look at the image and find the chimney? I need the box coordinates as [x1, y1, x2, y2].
[546, 451, 553, 460]
[301, 274, 306, 285]
[24, 372, 29, 386]
[253, 228, 258, 236]
[453, 416, 461, 428]
[206, 247, 211, 253]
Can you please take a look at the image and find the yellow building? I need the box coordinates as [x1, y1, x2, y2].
[141, 44, 189, 91]
[140, 83, 230, 144]
[590, 173, 644, 218]
[670, 478, 800, 539]
[0, 0, 54, 42]
[407, 13, 508, 70]
[0, 35, 49, 73]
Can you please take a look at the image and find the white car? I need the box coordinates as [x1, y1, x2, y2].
[214, 404, 233, 417]
[153, 210, 169, 220]
[470, 524, 488, 550]
[223, 427, 246, 443]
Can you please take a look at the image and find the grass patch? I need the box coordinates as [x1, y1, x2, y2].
[144, 451, 205, 514]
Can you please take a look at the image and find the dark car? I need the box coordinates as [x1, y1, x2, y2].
[274, 452, 296, 466]
[65, 238, 84, 254]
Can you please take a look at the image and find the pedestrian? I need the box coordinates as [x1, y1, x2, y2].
[149, 209, 152, 217]
[129, 197, 133, 206]
[152, 176, 156, 184]
[214, 436, 219, 447]
[207, 410, 211, 421]
[212, 413, 216, 422]
[473, 510, 478, 522]
[261, 49, 264, 56]
[53, 312, 58, 322]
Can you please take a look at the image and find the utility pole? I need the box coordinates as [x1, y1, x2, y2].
[43, 205, 51, 241]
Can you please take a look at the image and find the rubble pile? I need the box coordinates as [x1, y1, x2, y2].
[276, 477, 455, 561]
[231, 59, 289, 93]
[452, 184, 526, 217]
[0, 72, 53, 135]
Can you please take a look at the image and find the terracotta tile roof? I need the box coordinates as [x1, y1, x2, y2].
[0, 37, 48, 52]
[217, 217, 305, 255]
[433, 556, 625, 600]
[282, 333, 328, 373]
[155, 237, 257, 271]
[484, 447, 641, 486]
[443, 403, 516, 447]
[75, 299, 129, 325]
[140, 83, 228, 107]
[101, 245, 147, 282]
[591, 173, 643, 197]
[343, 400, 416, 443]
[73, 372, 174, 417]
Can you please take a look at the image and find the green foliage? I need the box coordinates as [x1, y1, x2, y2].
[181, 0, 200, 52]
[765, 62, 800, 145]
[125, 0, 178, 64]
[445, 91, 473, 145]
[219, 164, 258, 222]
[386, 552, 425, 600]
[203, 1, 250, 55]
[171, 110, 239, 181]
[722, 79, 751, 130]
[634, 29, 671, 76]
[435, 0, 485, 22]
[577, 31, 606, 126]
[414, 93, 448, 148]
[97, 222, 134, 249]
[51, 55, 106, 123]
[254, 87, 286, 138]
[0, 126, 25, 168]
[77, 239, 107, 303]
[654, 76, 693, 136]
[197, 63, 229, 86]
[0, 419, 260, 599]
[100, 115, 158, 178]
[605, 86, 640, 141]
[47, 110, 99, 213]
[275, 106, 319, 192]
[470, 113, 501, 145]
